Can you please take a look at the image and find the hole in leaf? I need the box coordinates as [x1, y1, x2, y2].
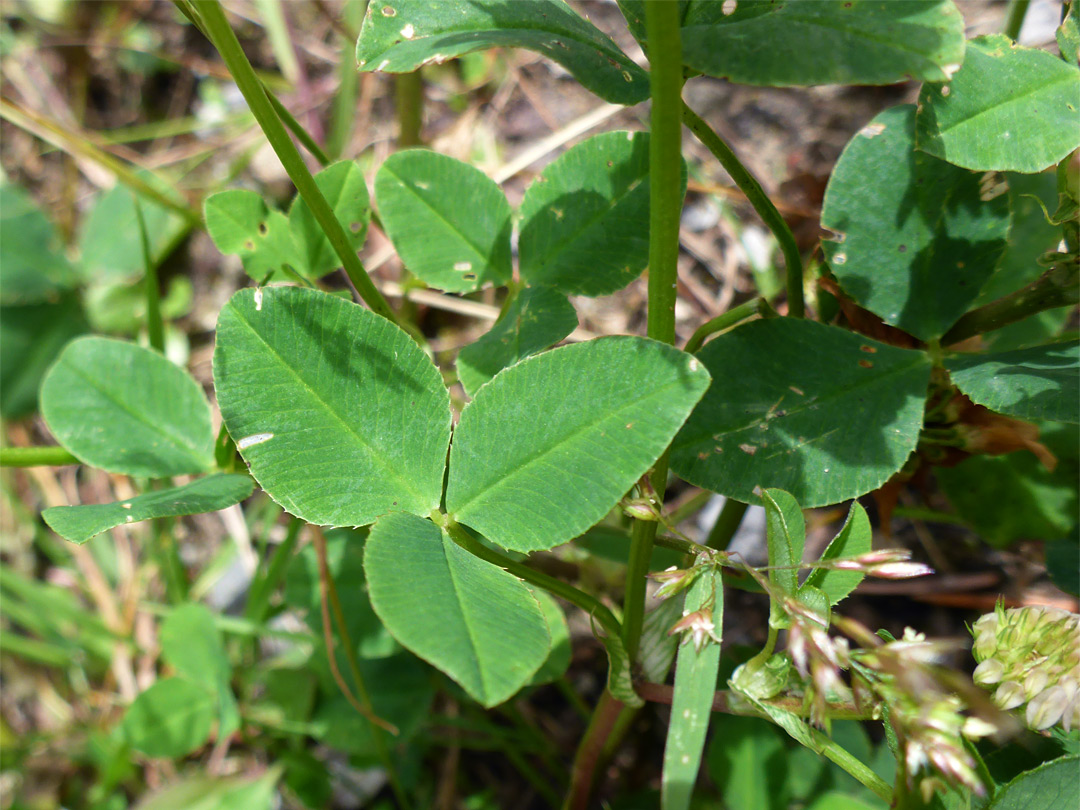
[258, 221, 269, 236]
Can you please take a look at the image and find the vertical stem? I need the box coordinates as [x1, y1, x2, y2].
[623, 0, 683, 664]
[563, 690, 626, 810]
[1003, 0, 1031, 40]
[327, 0, 364, 159]
[193, 1, 398, 324]
[681, 102, 804, 318]
[396, 72, 424, 147]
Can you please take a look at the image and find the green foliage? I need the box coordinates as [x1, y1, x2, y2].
[519, 131, 681, 296]
[355, 0, 649, 105]
[915, 36, 1080, 173]
[662, 564, 723, 810]
[42, 474, 254, 544]
[678, 0, 965, 87]
[213, 286, 451, 526]
[821, 105, 1011, 342]
[456, 286, 578, 396]
[445, 337, 710, 552]
[801, 502, 871, 606]
[41, 336, 215, 476]
[365, 512, 550, 707]
[0, 183, 78, 304]
[121, 678, 217, 758]
[945, 341, 1079, 424]
[375, 149, 512, 292]
[134, 767, 281, 810]
[670, 319, 932, 507]
[986, 755, 1079, 809]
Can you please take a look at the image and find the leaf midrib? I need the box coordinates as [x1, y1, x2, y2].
[62, 359, 209, 469]
[927, 71, 1079, 139]
[229, 301, 431, 507]
[450, 373, 694, 519]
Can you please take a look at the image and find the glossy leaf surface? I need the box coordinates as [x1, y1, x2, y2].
[987, 755, 1079, 809]
[821, 105, 1011, 341]
[946, 341, 1079, 424]
[375, 149, 511, 292]
[213, 287, 451, 527]
[356, 0, 648, 105]
[43, 474, 253, 545]
[680, 0, 964, 87]
[289, 160, 371, 278]
[670, 319, 932, 508]
[519, 131, 677, 297]
[662, 564, 723, 810]
[916, 36, 1080, 173]
[364, 512, 550, 707]
[456, 286, 577, 396]
[41, 336, 214, 477]
[446, 337, 710, 551]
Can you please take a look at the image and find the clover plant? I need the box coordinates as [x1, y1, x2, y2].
[4, 0, 1079, 808]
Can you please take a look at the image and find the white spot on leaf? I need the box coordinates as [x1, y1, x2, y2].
[401, 23, 415, 38]
[453, 261, 473, 272]
[238, 433, 274, 450]
[377, 59, 390, 71]
[941, 85, 950, 97]
[122, 503, 132, 509]
[722, 0, 737, 14]
[943, 63, 962, 79]
[254, 287, 263, 311]
[859, 122, 886, 138]
[832, 252, 847, 266]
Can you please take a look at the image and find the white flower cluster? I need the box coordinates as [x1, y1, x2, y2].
[971, 604, 1080, 731]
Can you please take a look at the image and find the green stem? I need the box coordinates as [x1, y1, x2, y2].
[193, 1, 398, 324]
[0, 446, 79, 467]
[1003, 0, 1031, 40]
[684, 297, 775, 354]
[443, 519, 622, 643]
[682, 102, 804, 318]
[134, 198, 165, 353]
[326, 0, 364, 159]
[396, 72, 424, 147]
[623, 0, 684, 667]
[940, 262, 1078, 345]
[705, 498, 748, 550]
[244, 517, 302, 623]
[266, 88, 331, 167]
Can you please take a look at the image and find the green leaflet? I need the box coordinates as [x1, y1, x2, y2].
[945, 341, 1080, 425]
[363, 512, 550, 707]
[916, 36, 1080, 173]
[670, 319, 932, 508]
[456, 286, 578, 397]
[519, 131, 684, 297]
[446, 336, 710, 552]
[821, 105, 1011, 342]
[355, 0, 648, 106]
[0, 183, 78, 305]
[43, 474, 253, 545]
[661, 564, 723, 810]
[375, 149, 512, 293]
[213, 287, 451, 527]
[41, 336, 214, 477]
[679, 0, 965, 87]
[801, 502, 871, 606]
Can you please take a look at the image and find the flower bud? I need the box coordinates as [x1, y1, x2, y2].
[972, 658, 1005, 685]
[866, 561, 935, 579]
[1026, 685, 1068, 731]
[994, 681, 1026, 710]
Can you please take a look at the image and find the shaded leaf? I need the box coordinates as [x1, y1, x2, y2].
[213, 287, 451, 527]
[356, 0, 648, 105]
[528, 589, 571, 685]
[0, 184, 78, 305]
[821, 105, 1011, 341]
[135, 766, 282, 810]
[987, 755, 1079, 809]
[706, 714, 789, 810]
[1059, 5, 1080, 65]
[78, 180, 189, 283]
[43, 475, 253, 545]
[289, 160, 371, 279]
[41, 336, 214, 477]
[946, 341, 1079, 424]
[519, 131, 679, 297]
[680, 0, 965, 87]
[916, 35, 1080, 173]
[364, 512, 550, 707]
[0, 294, 87, 419]
[375, 149, 511, 292]
[446, 337, 710, 552]
[122, 677, 216, 758]
[762, 488, 805, 629]
[670, 318, 932, 508]
[457, 286, 577, 396]
[802, 502, 871, 606]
